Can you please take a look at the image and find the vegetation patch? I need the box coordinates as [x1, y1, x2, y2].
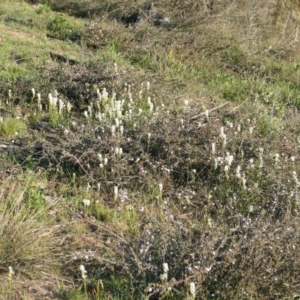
[0, 0, 300, 299]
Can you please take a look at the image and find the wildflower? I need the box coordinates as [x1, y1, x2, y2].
[224, 165, 229, 177]
[114, 186, 118, 200]
[97, 88, 101, 100]
[225, 152, 234, 167]
[205, 109, 209, 119]
[190, 282, 196, 299]
[104, 157, 108, 165]
[83, 199, 91, 207]
[88, 105, 92, 116]
[160, 273, 168, 281]
[184, 99, 189, 106]
[249, 158, 254, 169]
[95, 112, 102, 121]
[211, 143, 216, 155]
[158, 183, 163, 192]
[37, 93, 42, 111]
[242, 173, 247, 189]
[220, 126, 225, 137]
[214, 156, 223, 170]
[115, 147, 123, 158]
[58, 99, 64, 114]
[163, 262, 169, 273]
[48, 93, 53, 103]
[207, 217, 213, 228]
[160, 262, 169, 281]
[147, 81, 150, 91]
[220, 127, 227, 146]
[79, 265, 87, 279]
[8, 266, 14, 282]
[111, 125, 116, 136]
[66, 101, 72, 113]
[120, 125, 124, 135]
[102, 88, 108, 101]
[227, 121, 233, 128]
[149, 102, 154, 113]
[236, 165, 241, 179]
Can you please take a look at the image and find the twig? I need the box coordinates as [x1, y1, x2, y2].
[226, 99, 247, 114]
[190, 101, 229, 120]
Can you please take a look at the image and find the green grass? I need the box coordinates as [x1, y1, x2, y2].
[0, 1, 85, 85]
[0, 118, 27, 137]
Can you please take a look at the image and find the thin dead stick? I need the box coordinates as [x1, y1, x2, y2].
[190, 101, 229, 120]
[226, 99, 247, 114]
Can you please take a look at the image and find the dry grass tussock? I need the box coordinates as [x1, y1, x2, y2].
[0, 174, 63, 299]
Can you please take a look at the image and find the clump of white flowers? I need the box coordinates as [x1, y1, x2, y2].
[79, 264, 87, 279]
[83, 199, 91, 207]
[7, 266, 14, 286]
[160, 262, 169, 281]
[211, 142, 216, 155]
[114, 186, 119, 200]
[189, 282, 196, 299]
[220, 126, 227, 147]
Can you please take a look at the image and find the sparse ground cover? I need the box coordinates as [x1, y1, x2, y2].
[0, 0, 300, 299]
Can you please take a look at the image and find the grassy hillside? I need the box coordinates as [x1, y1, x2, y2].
[0, 0, 300, 299]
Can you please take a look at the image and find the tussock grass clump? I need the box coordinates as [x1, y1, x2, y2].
[0, 117, 26, 137]
[0, 175, 61, 298]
